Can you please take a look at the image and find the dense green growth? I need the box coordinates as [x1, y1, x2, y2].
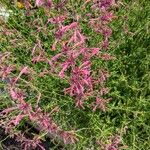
[0, 0, 150, 149]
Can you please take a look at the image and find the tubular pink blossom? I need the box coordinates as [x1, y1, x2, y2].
[60, 131, 78, 144]
[11, 114, 26, 126]
[48, 15, 66, 24]
[93, 97, 108, 112]
[0, 107, 17, 115]
[100, 53, 115, 60]
[47, 0, 52, 7]
[20, 66, 29, 74]
[10, 88, 18, 100]
[0, 65, 14, 80]
[100, 87, 110, 95]
[101, 11, 116, 23]
[35, 0, 45, 7]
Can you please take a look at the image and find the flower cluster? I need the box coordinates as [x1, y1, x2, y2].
[0, 0, 118, 149]
[0, 52, 77, 149]
[35, 0, 52, 7]
[97, 135, 128, 150]
[32, 0, 117, 110]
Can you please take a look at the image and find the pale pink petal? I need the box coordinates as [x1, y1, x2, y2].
[10, 89, 18, 100]
[35, 0, 44, 7]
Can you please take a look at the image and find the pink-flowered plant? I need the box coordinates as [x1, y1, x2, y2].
[35, 0, 52, 7]
[105, 135, 124, 150]
[35, 0, 45, 7]
[0, 0, 119, 149]
[97, 135, 128, 150]
[0, 65, 14, 80]
[29, 0, 117, 111]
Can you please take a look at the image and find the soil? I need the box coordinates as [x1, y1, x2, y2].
[0, 126, 63, 150]
[0, 127, 21, 150]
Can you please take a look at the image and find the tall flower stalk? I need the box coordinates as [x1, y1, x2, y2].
[32, 0, 117, 110]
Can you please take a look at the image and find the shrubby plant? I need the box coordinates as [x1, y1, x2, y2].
[1, 0, 149, 149]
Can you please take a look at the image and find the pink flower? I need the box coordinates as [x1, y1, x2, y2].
[9, 88, 24, 101]
[102, 27, 112, 38]
[17, 135, 45, 150]
[0, 107, 17, 115]
[39, 115, 51, 130]
[32, 55, 47, 63]
[99, 69, 110, 83]
[11, 114, 26, 126]
[47, 0, 52, 7]
[20, 66, 29, 74]
[100, 87, 110, 95]
[99, 0, 115, 10]
[91, 48, 101, 56]
[55, 29, 65, 39]
[101, 39, 109, 50]
[18, 102, 32, 113]
[100, 53, 115, 60]
[48, 15, 66, 24]
[10, 88, 18, 100]
[101, 11, 116, 23]
[59, 62, 70, 78]
[60, 131, 78, 144]
[105, 135, 124, 150]
[0, 65, 14, 80]
[35, 0, 45, 7]
[64, 61, 93, 107]
[12, 66, 29, 84]
[93, 97, 109, 112]
[48, 53, 62, 69]
[66, 22, 78, 31]
[70, 30, 86, 48]
[75, 99, 84, 108]
[58, 56, 75, 78]
[55, 22, 78, 39]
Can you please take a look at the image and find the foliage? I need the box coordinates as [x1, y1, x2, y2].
[0, 0, 150, 149]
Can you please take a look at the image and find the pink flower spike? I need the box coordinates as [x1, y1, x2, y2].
[13, 66, 29, 84]
[101, 11, 116, 23]
[75, 99, 84, 109]
[48, 15, 66, 24]
[18, 102, 32, 113]
[10, 88, 18, 100]
[102, 27, 112, 38]
[77, 30, 86, 42]
[100, 87, 110, 95]
[48, 53, 62, 66]
[59, 62, 70, 78]
[10, 88, 25, 101]
[99, 69, 110, 83]
[13, 114, 26, 126]
[35, 0, 44, 7]
[47, 0, 52, 7]
[93, 97, 108, 112]
[61, 131, 78, 144]
[20, 66, 29, 74]
[0, 65, 14, 80]
[91, 48, 100, 56]
[0, 107, 17, 115]
[102, 39, 109, 50]
[100, 0, 116, 10]
[80, 61, 91, 69]
[100, 53, 115, 60]
[67, 22, 78, 31]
